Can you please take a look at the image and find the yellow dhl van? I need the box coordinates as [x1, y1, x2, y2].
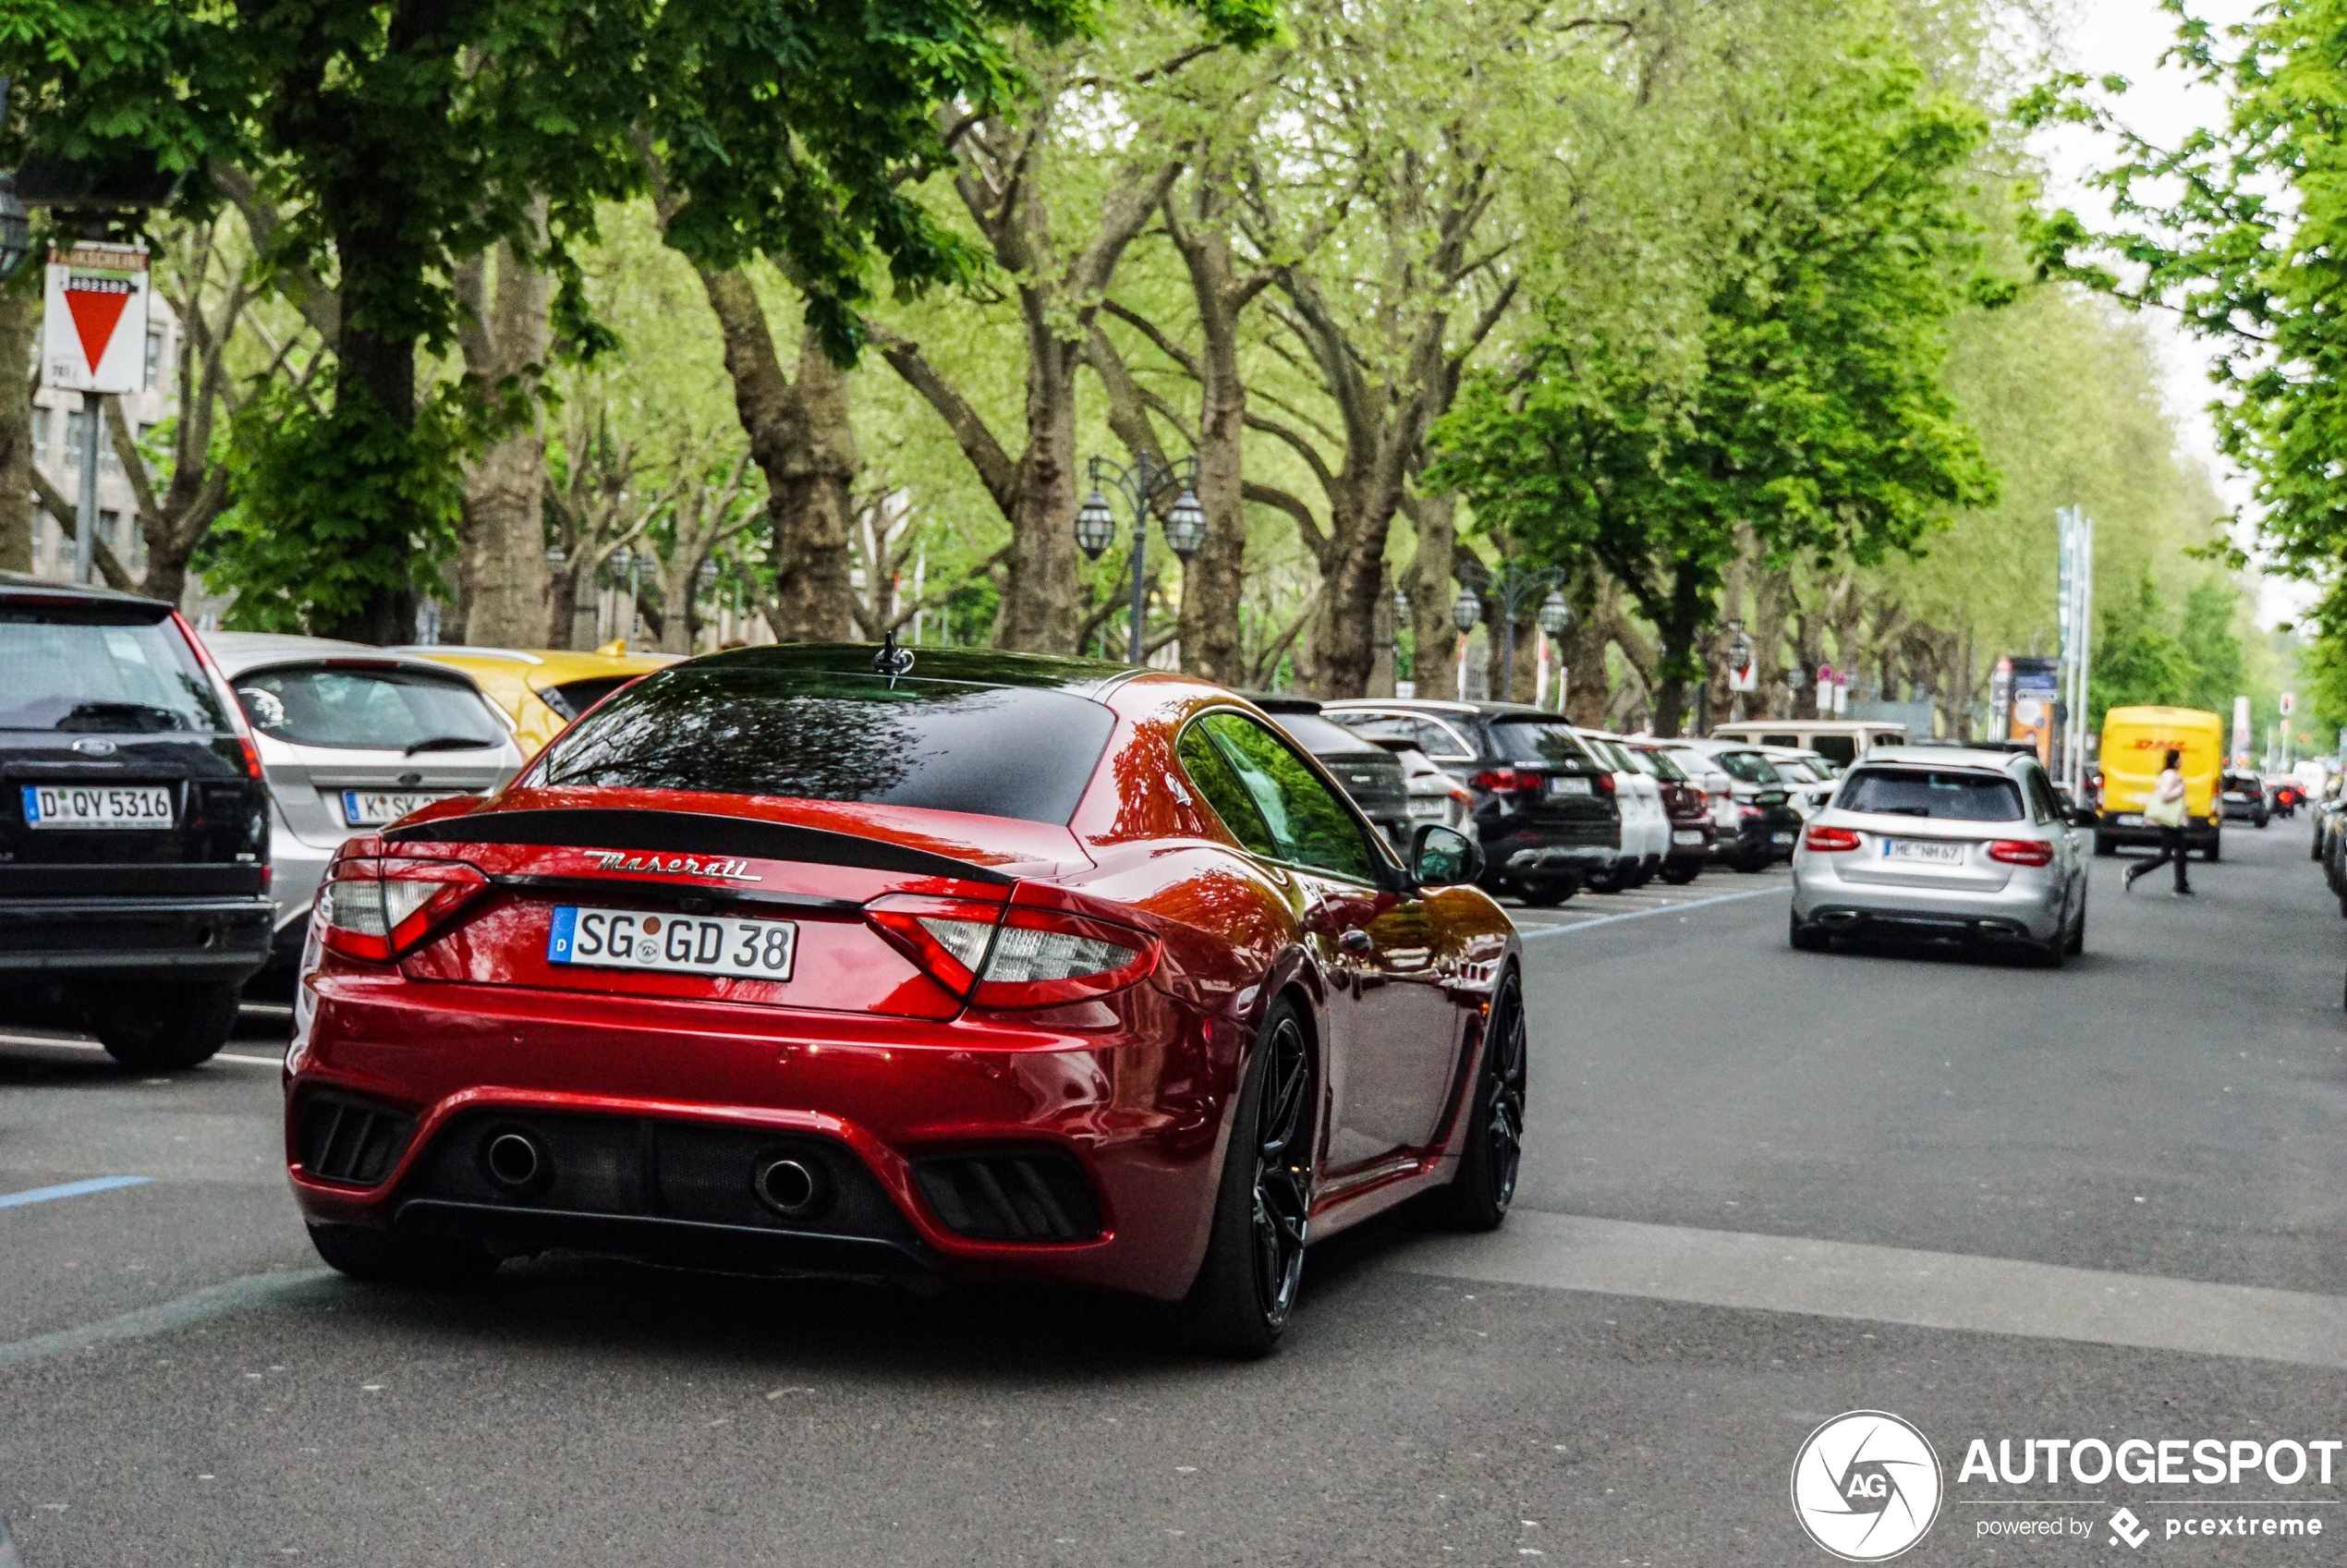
[2096, 705, 2224, 858]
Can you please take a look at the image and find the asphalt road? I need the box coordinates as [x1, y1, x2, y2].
[3, 826, 2343, 1566]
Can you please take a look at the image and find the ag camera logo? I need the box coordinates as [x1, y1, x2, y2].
[1792, 1411, 1944, 1562]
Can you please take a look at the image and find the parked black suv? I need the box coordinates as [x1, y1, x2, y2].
[1322, 699, 1622, 904]
[0, 576, 274, 1067]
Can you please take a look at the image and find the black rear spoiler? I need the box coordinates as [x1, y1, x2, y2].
[383, 808, 1016, 886]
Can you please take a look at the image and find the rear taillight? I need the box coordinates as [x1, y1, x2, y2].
[1804, 825, 1860, 852]
[866, 895, 1161, 1009]
[1988, 839, 2055, 867]
[1592, 771, 1615, 796]
[237, 735, 264, 781]
[1470, 769, 1540, 794]
[316, 854, 489, 960]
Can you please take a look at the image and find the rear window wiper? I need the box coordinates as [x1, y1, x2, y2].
[404, 735, 495, 756]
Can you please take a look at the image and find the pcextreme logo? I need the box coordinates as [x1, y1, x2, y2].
[1792, 1411, 1944, 1562]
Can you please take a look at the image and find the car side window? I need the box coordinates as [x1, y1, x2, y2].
[1175, 723, 1283, 858]
[1197, 712, 1377, 882]
[2025, 769, 2060, 824]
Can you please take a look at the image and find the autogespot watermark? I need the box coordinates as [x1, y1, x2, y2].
[1792, 1414, 2341, 1557]
[1792, 1412, 1945, 1562]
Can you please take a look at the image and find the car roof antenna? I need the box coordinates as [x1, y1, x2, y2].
[873, 627, 916, 687]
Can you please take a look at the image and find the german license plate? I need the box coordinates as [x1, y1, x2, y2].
[20, 784, 174, 829]
[1405, 798, 1448, 818]
[1672, 829, 1706, 845]
[1770, 832, 1795, 845]
[548, 906, 797, 979]
[1884, 838, 1964, 864]
[1549, 775, 1592, 796]
[2116, 813, 2144, 827]
[342, 789, 456, 827]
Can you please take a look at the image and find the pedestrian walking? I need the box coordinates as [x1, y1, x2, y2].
[2125, 748, 2195, 896]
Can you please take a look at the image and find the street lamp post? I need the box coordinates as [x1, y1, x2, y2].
[1454, 563, 1570, 701]
[1075, 452, 1207, 663]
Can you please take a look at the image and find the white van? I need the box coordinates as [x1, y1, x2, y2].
[1708, 719, 1907, 769]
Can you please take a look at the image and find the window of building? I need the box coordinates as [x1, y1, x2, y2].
[30, 407, 48, 467]
[145, 328, 166, 389]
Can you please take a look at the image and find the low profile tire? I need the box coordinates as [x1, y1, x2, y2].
[1733, 855, 1769, 874]
[91, 981, 241, 1071]
[2034, 935, 2067, 969]
[1519, 876, 1577, 906]
[1789, 910, 1829, 953]
[2096, 833, 2117, 857]
[1434, 968, 1526, 1232]
[306, 1223, 500, 1287]
[1660, 863, 1701, 886]
[1176, 1001, 1314, 1358]
[2065, 886, 2087, 956]
[2205, 836, 2221, 862]
[1581, 866, 1624, 894]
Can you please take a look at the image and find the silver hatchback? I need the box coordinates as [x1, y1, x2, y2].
[1789, 746, 2090, 966]
[202, 633, 527, 973]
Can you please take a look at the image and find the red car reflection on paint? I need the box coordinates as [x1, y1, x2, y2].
[285, 645, 1525, 1355]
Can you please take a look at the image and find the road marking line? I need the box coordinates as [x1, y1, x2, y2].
[0, 1034, 281, 1067]
[1516, 885, 1785, 936]
[0, 1270, 337, 1371]
[1392, 1210, 2347, 1369]
[0, 1176, 151, 1210]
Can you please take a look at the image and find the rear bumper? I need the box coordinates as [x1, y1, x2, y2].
[2095, 814, 2218, 847]
[286, 972, 1237, 1301]
[0, 894, 274, 980]
[1792, 862, 2063, 942]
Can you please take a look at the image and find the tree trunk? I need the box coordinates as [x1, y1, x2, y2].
[1401, 492, 1460, 699]
[323, 309, 420, 644]
[768, 331, 858, 642]
[454, 221, 553, 648]
[0, 292, 34, 574]
[1650, 565, 1712, 738]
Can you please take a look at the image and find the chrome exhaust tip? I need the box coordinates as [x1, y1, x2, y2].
[752, 1156, 829, 1219]
[481, 1129, 548, 1193]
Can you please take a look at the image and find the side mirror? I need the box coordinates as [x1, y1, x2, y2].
[2068, 807, 2098, 829]
[1411, 823, 1483, 888]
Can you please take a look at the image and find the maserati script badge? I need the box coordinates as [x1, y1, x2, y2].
[586, 851, 762, 882]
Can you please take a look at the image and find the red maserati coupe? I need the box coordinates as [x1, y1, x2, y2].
[285, 644, 1524, 1355]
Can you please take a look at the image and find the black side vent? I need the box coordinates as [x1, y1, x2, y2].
[912, 1149, 1102, 1243]
[298, 1092, 416, 1187]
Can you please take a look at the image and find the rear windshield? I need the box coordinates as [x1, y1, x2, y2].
[1839, 767, 2025, 821]
[541, 675, 638, 721]
[233, 664, 506, 753]
[0, 606, 226, 733]
[1712, 751, 1782, 784]
[533, 667, 1114, 824]
[1272, 712, 1381, 757]
[1491, 720, 1600, 771]
[1628, 748, 1686, 783]
[1814, 735, 1857, 764]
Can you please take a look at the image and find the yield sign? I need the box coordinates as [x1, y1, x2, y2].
[64, 279, 134, 373]
[42, 242, 152, 395]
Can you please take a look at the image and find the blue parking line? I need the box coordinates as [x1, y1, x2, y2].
[0, 1175, 152, 1210]
[1516, 885, 1785, 937]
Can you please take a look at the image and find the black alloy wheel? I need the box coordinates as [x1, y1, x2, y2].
[1518, 875, 1577, 906]
[1247, 1015, 1313, 1327]
[1437, 967, 1526, 1231]
[1178, 1002, 1314, 1357]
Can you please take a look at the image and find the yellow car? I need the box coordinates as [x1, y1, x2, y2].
[397, 641, 680, 756]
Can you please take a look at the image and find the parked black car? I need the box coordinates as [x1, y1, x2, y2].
[1248, 695, 1414, 851]
[0, 575, 274, 1068]
[1321, 699, 1623, 905]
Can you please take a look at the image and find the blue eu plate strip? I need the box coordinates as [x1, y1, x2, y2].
[19, 786, 39, 824]
[547, 906, 578, 965]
